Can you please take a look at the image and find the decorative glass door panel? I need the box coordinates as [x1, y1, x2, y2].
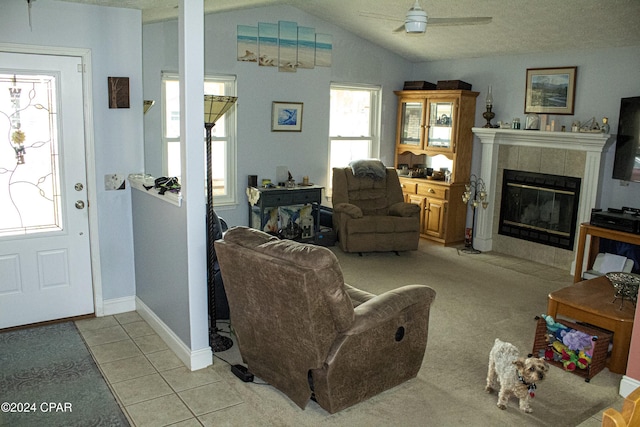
[428, 101, 454, 149]
[0, 73, 62, 237]
[399, 101, 423, 146]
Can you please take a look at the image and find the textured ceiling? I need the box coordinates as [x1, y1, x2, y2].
[57, 0, 640, 62]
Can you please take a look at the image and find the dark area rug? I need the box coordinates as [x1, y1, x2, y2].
[0, 322, 129, 427]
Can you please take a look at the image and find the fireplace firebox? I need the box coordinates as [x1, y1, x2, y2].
[499, 169, 581, 250]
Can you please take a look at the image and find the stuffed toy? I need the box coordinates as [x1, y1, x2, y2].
[541, 314, 568, 333]
[544, 347, 554, 361]
[552, 340, 568, 354]
[577, 350, 592, 369]
[561, 349, 578, 371]
[543, 316, 595, 371]
[561, 329, 593, 351]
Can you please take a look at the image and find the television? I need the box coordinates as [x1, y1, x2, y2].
[612, 96, 640, 182]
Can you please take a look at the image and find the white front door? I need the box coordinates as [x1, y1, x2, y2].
[0, 52, 94, 328]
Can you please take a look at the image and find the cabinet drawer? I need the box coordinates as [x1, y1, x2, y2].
[291, 189, 321, 204]
[261, 193, 294, 206]
[417, 183, 448, 199]
[400, 181, 417, 194]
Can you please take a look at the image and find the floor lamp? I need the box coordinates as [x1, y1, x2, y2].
[204, 94, 237, 352]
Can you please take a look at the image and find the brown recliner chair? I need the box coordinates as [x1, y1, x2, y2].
[214, 227, 436, 414]
[332, 163, 421, 253]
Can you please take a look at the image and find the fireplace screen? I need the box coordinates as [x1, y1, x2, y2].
[499, 170, 581, 250]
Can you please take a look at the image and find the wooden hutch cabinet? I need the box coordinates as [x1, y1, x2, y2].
[394, 89, 479, 245]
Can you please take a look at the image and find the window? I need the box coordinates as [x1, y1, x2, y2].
[162, 73, 237, 205]
[328, 83, 381, 188]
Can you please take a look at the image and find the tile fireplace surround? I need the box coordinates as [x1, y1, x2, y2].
[471, 128, 613, 272]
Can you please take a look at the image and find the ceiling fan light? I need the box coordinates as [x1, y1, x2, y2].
[405, 20, 427, 33]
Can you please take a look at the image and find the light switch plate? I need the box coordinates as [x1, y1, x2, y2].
[105, 174, 125, 190]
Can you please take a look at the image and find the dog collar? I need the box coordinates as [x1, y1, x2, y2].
[517, 373, 537, 398]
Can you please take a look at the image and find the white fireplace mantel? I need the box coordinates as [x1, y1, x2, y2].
[471, 128, 614, 258]
[472, 128, 613, 153]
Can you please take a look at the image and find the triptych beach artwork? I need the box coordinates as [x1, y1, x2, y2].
[237, 21, 332, 72]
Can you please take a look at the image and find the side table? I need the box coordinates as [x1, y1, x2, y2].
[547, 275, 635, 374]
[573, 222, 640, 283]
[247, 185, 323, 238]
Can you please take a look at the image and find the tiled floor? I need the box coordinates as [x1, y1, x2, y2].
[75, 312, 244, 427]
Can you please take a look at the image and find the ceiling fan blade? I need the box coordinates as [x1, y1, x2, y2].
[359, 11, 403, 23]
[360, 10, 492, 32]
[428, 17, 492, 26]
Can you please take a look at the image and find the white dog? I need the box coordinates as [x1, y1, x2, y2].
[485, 338, 549, 413]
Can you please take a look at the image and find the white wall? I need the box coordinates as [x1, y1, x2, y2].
[0, 0, 143, 302]
[143, 5, 413, 227]
[411, 46, 640, 209]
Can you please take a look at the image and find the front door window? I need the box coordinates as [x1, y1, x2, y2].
[0, 73, 62, 237]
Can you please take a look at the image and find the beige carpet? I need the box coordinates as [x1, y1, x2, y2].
[215, 241, 622, 426]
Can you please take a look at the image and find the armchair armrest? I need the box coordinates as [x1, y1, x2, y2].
[314, 284, 436, 413]
[344, 285, 436, 335]
[333, 202, 363, 219]
[388, 201, 420, 217]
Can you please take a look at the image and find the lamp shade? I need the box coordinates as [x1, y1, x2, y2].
[204, 95, 238, 125]
[485, 85, 493, 107]
[143, 100, 155, 114]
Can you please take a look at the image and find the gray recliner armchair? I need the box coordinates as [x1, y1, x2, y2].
[215, 226, 437, 413]
[332, 161, 421, 253]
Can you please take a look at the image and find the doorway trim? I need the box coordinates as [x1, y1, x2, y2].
[0, 42, 104, 317]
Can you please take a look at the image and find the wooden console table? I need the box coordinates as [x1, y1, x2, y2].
[573, 222, 640, 283]
[247, 185, 323, 237]
[547, 275, 635, 374]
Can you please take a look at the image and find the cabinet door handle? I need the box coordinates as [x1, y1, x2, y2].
[428, 188, 435, 193]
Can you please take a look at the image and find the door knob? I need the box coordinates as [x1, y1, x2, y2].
[75, 200, 85, 209]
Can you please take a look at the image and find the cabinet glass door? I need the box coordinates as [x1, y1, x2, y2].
[428, 101, 454, 149]
[400, 101, 423, 146]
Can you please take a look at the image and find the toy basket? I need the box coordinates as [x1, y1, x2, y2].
[532, 316, 612, 382]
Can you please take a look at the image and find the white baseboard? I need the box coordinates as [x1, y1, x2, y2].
[620, 375, 640, 397]
[102, 296, 136, 316]
[135, 297, 212, 371]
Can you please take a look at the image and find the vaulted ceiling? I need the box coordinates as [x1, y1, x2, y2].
[57, 0, 640, 62]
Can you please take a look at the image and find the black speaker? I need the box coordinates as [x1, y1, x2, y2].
[248, 175, 258, 187]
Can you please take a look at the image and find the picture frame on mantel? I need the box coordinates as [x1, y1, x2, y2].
[524, 66, 577, 115]
[271, 101, 303, 132]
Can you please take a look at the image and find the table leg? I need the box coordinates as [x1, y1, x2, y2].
[608, 323, 633, 374]
[547, 299, 559, 318]
[574, 225, 588, 283]
[314, 202, 320, 236]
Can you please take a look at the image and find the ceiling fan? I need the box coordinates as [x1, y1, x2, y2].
[360, 0, 492, 34]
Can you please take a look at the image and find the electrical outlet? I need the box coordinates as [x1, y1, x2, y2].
[105, 174, 125, 191]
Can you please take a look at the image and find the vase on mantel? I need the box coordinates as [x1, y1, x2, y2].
[525, 113, 540, 130]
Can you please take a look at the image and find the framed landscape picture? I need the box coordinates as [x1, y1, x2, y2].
[524, 66, 577, 115]
[271, 101, 303, 132]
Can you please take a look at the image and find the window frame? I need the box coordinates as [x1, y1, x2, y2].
[161, 72, 237, 206]
[328, 82, 382, 191]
